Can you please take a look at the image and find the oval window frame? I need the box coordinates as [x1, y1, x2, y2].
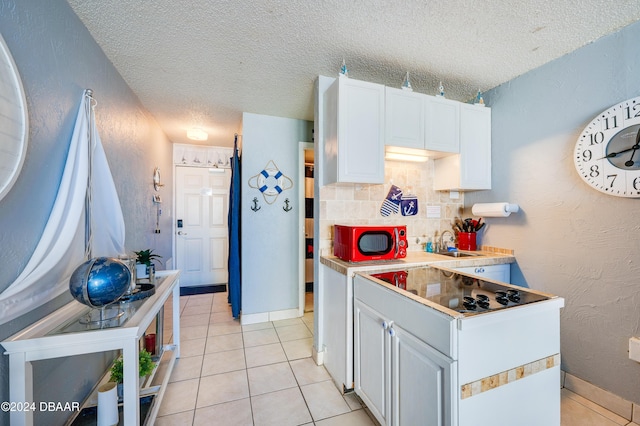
[0, 31, 28, 202]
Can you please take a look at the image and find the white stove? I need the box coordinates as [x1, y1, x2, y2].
[370, 266, 550, 316]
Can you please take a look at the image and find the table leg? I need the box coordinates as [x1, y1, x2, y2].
[172, 282, 180, 358]
[122, 341, 140, 425]
[9, 352, 33, 426]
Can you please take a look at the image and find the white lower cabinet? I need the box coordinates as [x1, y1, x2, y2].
[355, 287, 455, 426]
[354, 300, 388, 423]
[391, 322, 454, 426]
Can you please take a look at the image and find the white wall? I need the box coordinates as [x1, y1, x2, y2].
[466, 20, 640, 403]
[241, 112, 312, 315]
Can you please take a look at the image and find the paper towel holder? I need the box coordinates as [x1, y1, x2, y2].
[471, 202, 520, 217]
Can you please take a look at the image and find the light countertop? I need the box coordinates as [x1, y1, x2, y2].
[320, 248, 515, 276]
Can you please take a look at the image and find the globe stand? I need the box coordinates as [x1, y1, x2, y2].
[79, 305, 124, 325]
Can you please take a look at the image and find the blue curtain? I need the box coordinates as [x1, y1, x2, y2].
[227, 135, 241, 318]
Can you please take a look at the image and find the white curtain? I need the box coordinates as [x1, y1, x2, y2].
[0, 91, 125, 324]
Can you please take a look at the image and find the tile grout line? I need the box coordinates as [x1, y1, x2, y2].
[240, 314, 257, 426]
[170, 294, 359, 426]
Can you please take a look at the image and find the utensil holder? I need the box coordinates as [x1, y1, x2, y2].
[458, 232, 476, 251]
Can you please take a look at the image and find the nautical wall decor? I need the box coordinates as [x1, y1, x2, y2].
[380, 184, 419, 217]
[248, 160, 293, 205]
[400, 193, 418, 216]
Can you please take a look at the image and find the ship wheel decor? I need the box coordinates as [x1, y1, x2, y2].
[248, 160, 293, 205]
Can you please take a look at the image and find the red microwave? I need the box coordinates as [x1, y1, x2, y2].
[333, 225, 407, 262]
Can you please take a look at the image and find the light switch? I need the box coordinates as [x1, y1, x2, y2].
[629, 337, 640, 362]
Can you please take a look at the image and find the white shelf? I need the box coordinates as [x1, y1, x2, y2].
[2, 270, 181, 426]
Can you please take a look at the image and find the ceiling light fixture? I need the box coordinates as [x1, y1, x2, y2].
[187, 127, 208, 141]
[384, 147, 429, 162]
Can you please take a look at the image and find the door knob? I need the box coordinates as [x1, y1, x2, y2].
[178, 231, 187, 235]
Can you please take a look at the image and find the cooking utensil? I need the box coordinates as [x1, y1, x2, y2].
[464, 218, 473, 232]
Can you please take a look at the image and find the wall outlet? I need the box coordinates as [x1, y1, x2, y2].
[629, 337, 640, 362]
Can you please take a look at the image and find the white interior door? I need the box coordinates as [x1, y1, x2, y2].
[175, 166, 230, 287]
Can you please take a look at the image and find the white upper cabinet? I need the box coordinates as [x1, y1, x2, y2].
[384, 87, 425, 150]
[434, 103, 491, 191]
[385, 87, 459, 155]
[426, 95, 460, 153]
[318, 75, 491, 190]
[324, 77, 385, 184]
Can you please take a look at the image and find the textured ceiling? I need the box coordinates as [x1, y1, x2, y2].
[66, 0, 640, 147]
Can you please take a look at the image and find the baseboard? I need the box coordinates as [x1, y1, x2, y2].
[562, 370, 638, 421]
[179, 284, 226, 296]
[312, 345, 325, 366]
[240, 308, 299, 325]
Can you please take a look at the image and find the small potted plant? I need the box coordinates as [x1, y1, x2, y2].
[109, 348, 155, 399]
[134, 249, 162, 280]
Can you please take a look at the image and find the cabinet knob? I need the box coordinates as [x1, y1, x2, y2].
[389, 328, 396, 337]
[382, 321, 388, 330]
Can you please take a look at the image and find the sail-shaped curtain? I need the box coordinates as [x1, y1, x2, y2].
[0, 91, 125, 324]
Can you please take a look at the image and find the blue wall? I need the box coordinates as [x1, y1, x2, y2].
[0, 1, 173, 424]
[241, 113, 312, 316]
[467, 20, 640, 403]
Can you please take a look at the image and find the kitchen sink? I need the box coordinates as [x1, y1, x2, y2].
[437, 251, 479, 258]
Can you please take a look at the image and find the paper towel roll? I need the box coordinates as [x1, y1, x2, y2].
[97, 382, 118, 426]
[471, 203, 519, 217]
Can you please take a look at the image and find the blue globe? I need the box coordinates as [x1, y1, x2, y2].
[69, 257, 131, 308]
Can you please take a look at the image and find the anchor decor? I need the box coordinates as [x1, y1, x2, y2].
[248, 160, 293, 205]
[380, 185, 419, 217]
[282, 198, 292, 212]
[251, 197, 261, 212]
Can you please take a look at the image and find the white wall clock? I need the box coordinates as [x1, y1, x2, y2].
[574, 96, 640, 198]
[0, 32, 29, 202]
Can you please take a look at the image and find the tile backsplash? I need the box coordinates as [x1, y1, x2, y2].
[319, 159, 463, 255]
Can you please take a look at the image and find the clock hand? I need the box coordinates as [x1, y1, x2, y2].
[597, 128, 640, 160]
[624, 128, 640, 167]
[625, 146, 639, 167]
[597, 146, 637, 159]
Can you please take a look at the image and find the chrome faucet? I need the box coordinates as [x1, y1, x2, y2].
[439, 230, 454, 252]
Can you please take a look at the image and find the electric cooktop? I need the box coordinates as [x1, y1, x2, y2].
[369, 266, 551, 316]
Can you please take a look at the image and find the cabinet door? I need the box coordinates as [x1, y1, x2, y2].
[337, 78, 385, 183]
[459, 104, 491, 189]
[385, 87, 425, 149]
[433, 104, 491, 190]
[391, 324, 455, 426]
[425, 96, 459, 153]
[354, 299, 390, 426]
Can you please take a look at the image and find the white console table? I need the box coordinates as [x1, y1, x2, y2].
[2, 270, 181, 426]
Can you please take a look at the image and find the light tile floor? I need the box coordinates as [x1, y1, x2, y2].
[156, 292, 375, 425]
[157, 291, 639, 426]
